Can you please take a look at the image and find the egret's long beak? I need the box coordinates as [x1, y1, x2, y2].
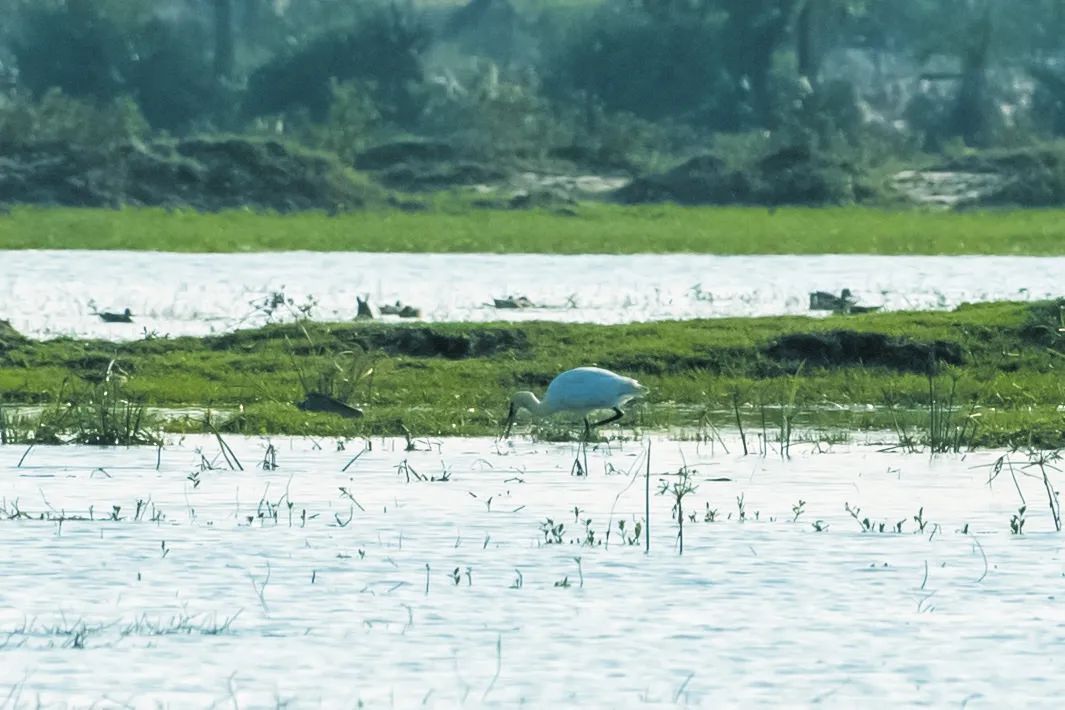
[502, 402, 517, 439]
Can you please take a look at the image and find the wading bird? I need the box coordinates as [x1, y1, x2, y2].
[503, 366, 648, 438]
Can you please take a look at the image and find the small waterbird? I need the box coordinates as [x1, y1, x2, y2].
[97, 308, 133, 323]
[503, 366, 648, 438]
[356, 296, 376, 320]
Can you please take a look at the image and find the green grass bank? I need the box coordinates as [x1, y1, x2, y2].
[4, 205, 1065, 254]
[2, 300, 1064, 448]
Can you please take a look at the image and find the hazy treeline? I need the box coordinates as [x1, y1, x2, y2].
[2, 0, 1065, 164]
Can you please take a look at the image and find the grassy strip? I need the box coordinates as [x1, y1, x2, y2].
[2, 299, 1064, 447]
[3, 205, 1065, 254]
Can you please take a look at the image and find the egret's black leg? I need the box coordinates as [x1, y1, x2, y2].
[592, 407, 625, 427]
[572, 417, 592, 476]
[501, 403, 517, 440]
[571, 442, 586, 476]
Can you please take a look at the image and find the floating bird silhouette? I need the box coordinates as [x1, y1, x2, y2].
[379, 301, 422, 318]
[356, 296, 375, 320]
[808, 288, 881, 314]
[96, 308, 134, 323]
[503, 366, 648, 438]
[492, 295, 535, 309]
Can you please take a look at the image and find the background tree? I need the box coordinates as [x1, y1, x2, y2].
[213, 0, 235, 81]
[12, 0, 138, 101]
[3, 0, 1065, 164]
[242, 3, 430, 124]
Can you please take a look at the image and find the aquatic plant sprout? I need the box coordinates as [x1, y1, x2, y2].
[0, 433, 1062, 705]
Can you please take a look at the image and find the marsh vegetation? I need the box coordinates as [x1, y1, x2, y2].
[5, 1, 1065, 705]
[1, 299, 1063, 449]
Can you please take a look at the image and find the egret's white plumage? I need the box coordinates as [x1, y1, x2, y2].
[503, 366, 648, 437]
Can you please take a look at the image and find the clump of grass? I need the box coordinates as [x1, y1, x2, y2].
[0, 383, 75, 445]
[658, 466, 698, 554]
[287, 329, 380, 408]
[884, 365, 981, 453]
[884, 386, 920, 453]
[5, 363, 161, 446]
[987, 446, 1062, 532]
[777, 368, 802, 459]
[924, 367, 979, 454]
[121, 611, 241, 637]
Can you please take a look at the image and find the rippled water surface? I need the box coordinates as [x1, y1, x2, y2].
[2, 250, 1060, 339]
[1, 434, 1062, 707]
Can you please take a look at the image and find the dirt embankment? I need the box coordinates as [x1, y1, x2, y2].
[764, 330, 965, 372]
[205, 322, 529, 360]
[889, 147, 1065, 208]
[354, 140, 630, 209]
[616, 146, 871, 206]
[0, 138, 383, 212]
[7, 134, 1062, 211]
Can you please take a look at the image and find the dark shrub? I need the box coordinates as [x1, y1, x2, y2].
[127, 18, 221, 132]
[355, 140, 455, 170]
[754, 145, 860, 205]
[616, 146, 865, 206]
[243, 5, 429, 124]
[545, 6, 735, 128]
[13, 0, 133, 101]
[615, 154, 750, 205]
[940, 146, 1065, 206]
[12, 3, 223, 134]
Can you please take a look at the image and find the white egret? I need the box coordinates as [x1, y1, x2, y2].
[503, 366, 648, 438]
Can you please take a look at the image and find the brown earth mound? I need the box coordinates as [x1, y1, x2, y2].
[936, 147, 1065, 207]
[764, 330, 964, 372]
[350, 325, 528, 359]
[0, 138, 382, 211]
[208, 323, 527, 360]
[355, 140, 457, 170]
[376, 161, 508, 191]
[616, 146, 868, 206]
[355, 140, 507, 191]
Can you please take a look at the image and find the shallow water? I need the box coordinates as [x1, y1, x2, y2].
[1, 250, 1058, 340]
[1, 434, 1061, 706]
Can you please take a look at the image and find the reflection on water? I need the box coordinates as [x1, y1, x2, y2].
[0, 434, 1060, 705]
